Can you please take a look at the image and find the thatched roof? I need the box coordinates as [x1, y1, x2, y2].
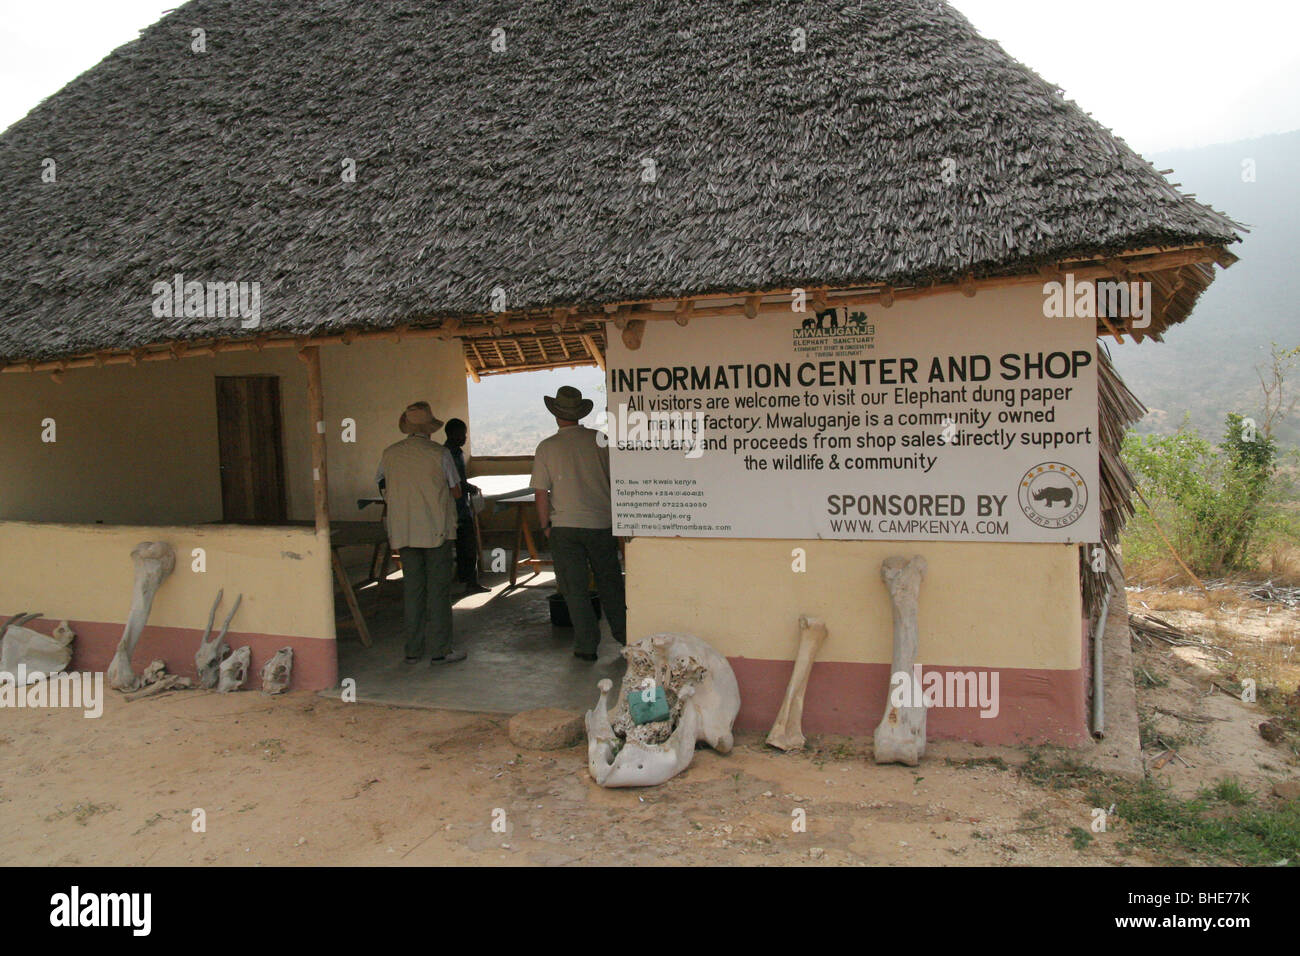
[0, 0, 1239, 365]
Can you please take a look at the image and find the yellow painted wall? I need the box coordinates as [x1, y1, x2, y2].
[0, 339, 468, 524]
[0, 521, 334, 639]
[626, 538, 1081, 670]
[321, 339, 469, 519]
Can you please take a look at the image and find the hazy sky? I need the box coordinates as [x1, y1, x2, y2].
[1, 0, 1297, 153]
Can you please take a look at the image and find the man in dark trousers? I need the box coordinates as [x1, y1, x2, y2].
[377, 402, 467, 666]
[443, 417, 488, 595]
[530, 386, 627, 661]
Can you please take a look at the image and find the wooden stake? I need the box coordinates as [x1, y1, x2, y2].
[298, 346, 331, 536]
[1133, 486, 1209, 594]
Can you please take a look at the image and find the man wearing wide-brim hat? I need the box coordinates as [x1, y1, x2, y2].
[531, 386, 627, 660]
[377, 401, 467, 665]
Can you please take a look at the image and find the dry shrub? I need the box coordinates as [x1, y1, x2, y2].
[1257, 540, 1300, 587]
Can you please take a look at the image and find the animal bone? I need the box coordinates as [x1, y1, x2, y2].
[106, 542, 176, 692]
[217, 645, 251, 692]
[140, 659, 167, 685]
[873, 556, 928, 766]
[124, 673, 194, 702]
[196, 590, 242, 689]
[766, 615, 827, 751]
[585, 632, 739, 787]
[260, 647, 294, 694]
[0, 615, 75, 682]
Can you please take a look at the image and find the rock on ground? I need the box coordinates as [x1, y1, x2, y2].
[507, 708, 584, 750]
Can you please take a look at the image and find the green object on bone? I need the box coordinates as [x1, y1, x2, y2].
[628, 685, 670, 724]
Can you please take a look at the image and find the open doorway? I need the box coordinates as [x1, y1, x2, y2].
[332, 364, 622, 713]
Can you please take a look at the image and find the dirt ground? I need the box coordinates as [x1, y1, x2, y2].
[1, 586, 1296, 867]
[1127, 586, 1300, 797]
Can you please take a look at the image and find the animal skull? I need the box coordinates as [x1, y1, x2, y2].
[585, 632, 739, 787]
[196, 590, 241, 689]
[217, 645, 251, 692]
[0, 615, 75, 682]
[106, 542, 176, 692]
[260, 647, 293, 695]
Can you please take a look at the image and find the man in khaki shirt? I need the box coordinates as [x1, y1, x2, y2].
[378, 402, 466, 665]
[531, 386, 627, 660]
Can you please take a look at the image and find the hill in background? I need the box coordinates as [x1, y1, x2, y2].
[467, 365, 605, 457]
[1110, 130, 1300, 447]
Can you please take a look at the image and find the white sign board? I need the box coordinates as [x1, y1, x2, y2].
[605, 287, 1099, 543]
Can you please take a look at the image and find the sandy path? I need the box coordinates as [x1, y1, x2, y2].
[1, 690, 1148, 867]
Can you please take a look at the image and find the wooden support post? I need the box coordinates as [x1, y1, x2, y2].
[582, 334, 606, 370]
[675, 299, 693, 326]
[298, 346, 330, 535]
[621, 319, 646, 350]
[1097, 314, 1125, 344]
[465, 356, 481, 382]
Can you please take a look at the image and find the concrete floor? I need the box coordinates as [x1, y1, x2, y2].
[326, 567, 626, 714]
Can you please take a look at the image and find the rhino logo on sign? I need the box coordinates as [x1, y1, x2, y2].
[1018, 462, 1088, 530]
[1032, 485, 1074, 508]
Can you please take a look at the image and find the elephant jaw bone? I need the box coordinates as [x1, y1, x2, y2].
[588, 685, 703, 788]
[106, 542, 176, 692]
[585, 632, 741, 788]
[766, 615, 828, 751]
[873, 556, 928, 766]
[217, 645, 251, 692]
[196, 590, 242, 689]
[584, 678, 619, 784]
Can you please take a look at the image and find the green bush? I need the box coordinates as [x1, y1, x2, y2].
[1122, 414, 1280, 576]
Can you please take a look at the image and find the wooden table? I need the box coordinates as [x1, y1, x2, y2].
[328, 519, 396, 647]
[494, 490, 554, 587]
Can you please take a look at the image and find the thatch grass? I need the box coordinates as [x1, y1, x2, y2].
[0, 0, 1239, 364]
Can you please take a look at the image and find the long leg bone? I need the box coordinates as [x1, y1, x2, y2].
[196, 590, 241, 689]
[106, 542, 176, 692]
[874, 556, 928, 765]
[217, 645, 251, 692]
[766, 615, 828, 751]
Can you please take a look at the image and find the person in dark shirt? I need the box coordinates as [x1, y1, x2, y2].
[443, 418, 488, 595]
